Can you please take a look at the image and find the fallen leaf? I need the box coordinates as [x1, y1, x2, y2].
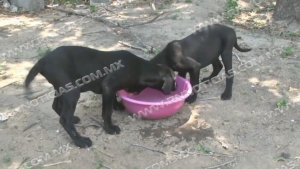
[274, 157, 285, 162]
[289, 87, 298, 92]
[219, 141, 229, 149]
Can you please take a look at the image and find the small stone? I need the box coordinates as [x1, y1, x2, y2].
[3, 0, 10, 8]
[11, 5, 18, 12]
[281, 152, 290, 159]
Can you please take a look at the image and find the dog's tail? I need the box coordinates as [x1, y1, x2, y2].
[24, 59, 43, 99]
[234, 39, 252, 52]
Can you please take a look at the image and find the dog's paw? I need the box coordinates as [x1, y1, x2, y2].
[221, 92, 232, 100]
[185, 94, 197, 104]
[73, 137, 92, 148]
[104, 125, 121, 135]
[73, 116, 81, 124]
[113, 102, 125, 111]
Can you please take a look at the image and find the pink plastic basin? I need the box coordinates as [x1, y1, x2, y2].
[117, 76, 192, 119]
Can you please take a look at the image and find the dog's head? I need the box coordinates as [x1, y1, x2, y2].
[150, 64, 177, 94]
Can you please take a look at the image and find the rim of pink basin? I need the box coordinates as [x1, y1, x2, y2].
[117, 76, 192, 106]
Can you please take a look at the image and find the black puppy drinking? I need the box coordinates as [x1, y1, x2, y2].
[24, 46, 177, 148]
[150, 24, 252, 103]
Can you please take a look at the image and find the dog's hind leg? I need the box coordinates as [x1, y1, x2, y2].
[59, 90, 92, 148]
[201, 58, 223, 83]
[220, 49, 234, 100]
[52, 93, 81, 124]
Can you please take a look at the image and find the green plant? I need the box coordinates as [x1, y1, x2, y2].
[172, 14, 179, 20]
[153, 49, 161, 55]
[196, 144, 214, 154]
[202, 67, 209, 72]
[37, 46, 52, 58]
[90, 5, 97, 13]
[225, 0, 240, 21]
[294, 63, 300, 68]
[3, 155, 11, 163]
[96, 160, 104, 169]
[124, 147, 131, 154]
[277, 99, 288, 108]
[24, 161, 33, 169]
[93, 150, 104, 169]
[185, 0, 192, 3]
[281, 46, 294, 58]
[0, 61, 6, 72]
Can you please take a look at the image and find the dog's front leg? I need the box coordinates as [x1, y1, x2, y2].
[175, 57, 201, 104]
[113, 94, 125, 111]
[102, 83, 121, 134]
[185, 68, 201, 104]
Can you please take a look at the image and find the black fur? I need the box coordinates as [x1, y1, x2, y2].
[150, 24, 252, 103]
[24, 46, 177, 148]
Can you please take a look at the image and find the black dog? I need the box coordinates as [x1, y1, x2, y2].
[24, 46, 177, 148]
[150, 24, 252, 103]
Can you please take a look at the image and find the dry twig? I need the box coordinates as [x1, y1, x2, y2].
[15, 157, 30, 169]
[126, 141, 167, 155]
[198, 97, 219, 101]
[46, 5, 118, 27]
[90, 117, 103, 127]
[43, 160, 72, 167]
[23, 122, 39, 132]
[205, 157, 236, 169]
[93, 146, 115, 158]
[124, 11, 166, 28]
[82, 30, 106, 35]
[46, 5, 162, 54]
[118, 41, 148, 52]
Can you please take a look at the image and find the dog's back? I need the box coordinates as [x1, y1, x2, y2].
[24, 46, 156, 96]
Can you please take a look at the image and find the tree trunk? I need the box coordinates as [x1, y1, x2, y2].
[273, 0, 300, 22]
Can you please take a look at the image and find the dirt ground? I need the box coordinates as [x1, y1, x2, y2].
[0, 0, 300, 169]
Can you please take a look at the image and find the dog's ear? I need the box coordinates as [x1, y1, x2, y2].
[162, 76, 173, 94]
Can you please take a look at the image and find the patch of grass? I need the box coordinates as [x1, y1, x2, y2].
[3, 155, 12, 163]
[91, 94, 98, 100]
[196, 144, 214, 154]
[225, 0, 240, 21]
[96, 160, 104, 169]
[281, 46, 294, 58]
[83, 102, 91, 109]
[54, 0, 78, 5]
[185, 0, 193, 3]
[90, 5, 97, 13]
[172, 14, 179, 20]
[24, 162, 33, 169]
[93, 150, 104, 169]
[0, 61, 6, 73]
[202, 67, 209, 72]
[294, 63, 300, 68]
[37, 46, 52, 58]
[277, 99, 288, 108]
[123, 147, 131, 154]
[153, 49, 161, 55]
